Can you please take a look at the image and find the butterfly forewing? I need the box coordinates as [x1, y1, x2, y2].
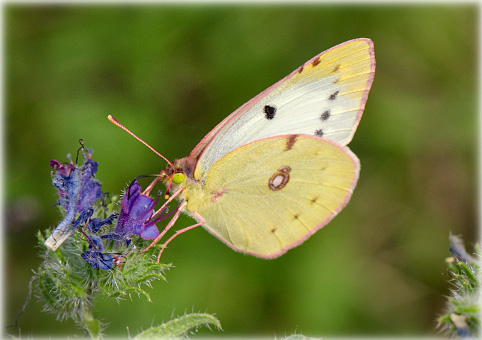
[183, 135, 359, 258]
[192, 38, 374, 182]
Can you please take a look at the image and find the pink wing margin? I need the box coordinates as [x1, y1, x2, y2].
[198, 134, 361, 259]
[189, 38, 376, 162]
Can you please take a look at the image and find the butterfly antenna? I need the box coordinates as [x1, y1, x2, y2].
[108, 115, 172, 165]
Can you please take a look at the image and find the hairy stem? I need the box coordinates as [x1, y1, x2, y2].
[80, 304, 101, 340]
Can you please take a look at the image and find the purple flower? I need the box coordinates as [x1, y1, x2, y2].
[114, 180, 161, 239]
[88, 214, 118, 233]
[49, 159, 75, 176]
[81, 235, 114, 270]
[73, 207, 117, 234]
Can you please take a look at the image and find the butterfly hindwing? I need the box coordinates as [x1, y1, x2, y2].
[192, 38, 374, 182]
[183, 135, 359, 258]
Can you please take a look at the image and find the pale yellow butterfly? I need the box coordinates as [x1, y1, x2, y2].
[110, 38, 375, 261]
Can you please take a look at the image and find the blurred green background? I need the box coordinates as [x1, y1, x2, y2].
[5, 4, 477, 338]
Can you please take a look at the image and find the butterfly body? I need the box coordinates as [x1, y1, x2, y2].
[122, 38, 375, 260]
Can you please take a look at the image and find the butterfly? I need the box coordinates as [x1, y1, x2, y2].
[110, 38, 375, 261]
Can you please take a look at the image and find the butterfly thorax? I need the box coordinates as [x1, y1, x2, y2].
[173, 157, 197, 178]
[160, 156, 208, 215]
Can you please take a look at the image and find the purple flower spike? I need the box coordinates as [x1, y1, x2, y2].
[114, 180, 160, 239]
[45, 149, 105, 251]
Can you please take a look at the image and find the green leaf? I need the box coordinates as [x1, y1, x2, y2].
[282, 335, 321, 340]
[134, 313, 222, 339]
[457, 261, 479, 288]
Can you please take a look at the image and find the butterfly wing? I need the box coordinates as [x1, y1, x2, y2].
[183, 135, 359, 258]
[191, 38, 374, 182]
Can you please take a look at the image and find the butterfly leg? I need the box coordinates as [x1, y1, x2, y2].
[155, 213, 205, 262]
[151, 186, 183, 219]
[139, 187, 185, 251]
[141, 177, 160, 196]
[139, 199, 187, 254]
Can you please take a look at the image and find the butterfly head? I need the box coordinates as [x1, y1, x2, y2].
[158, 156, 199, 197]
[161, 157, 196, 181]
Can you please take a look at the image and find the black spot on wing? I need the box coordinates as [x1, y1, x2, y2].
[328, 91, 339, 101]
[314, 129, 323, 137]
[320, 110, 330, 121]
[264, 105, 276, 120]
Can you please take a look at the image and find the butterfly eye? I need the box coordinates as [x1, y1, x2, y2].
[172, 173, 185, 184]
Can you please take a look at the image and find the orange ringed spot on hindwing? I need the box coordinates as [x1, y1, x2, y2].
[268, 166, 291, 191]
